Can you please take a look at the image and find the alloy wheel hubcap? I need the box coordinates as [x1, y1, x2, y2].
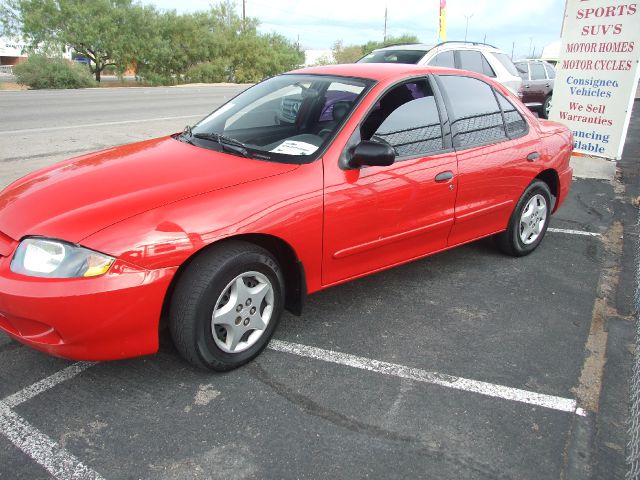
[519, 194, 547, 245]
[211, 271, 274, 353]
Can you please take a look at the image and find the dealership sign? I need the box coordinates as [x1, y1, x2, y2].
[549, 0, 640, 160]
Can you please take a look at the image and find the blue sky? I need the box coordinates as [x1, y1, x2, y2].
[142, 0, 565, 59]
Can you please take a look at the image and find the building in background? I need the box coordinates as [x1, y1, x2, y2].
[0, 37, 27, 66]
[541, 40, 561, 65]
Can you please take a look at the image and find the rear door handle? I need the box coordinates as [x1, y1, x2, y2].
[435, 171, 454, 182]
[527, 152, 540, 161]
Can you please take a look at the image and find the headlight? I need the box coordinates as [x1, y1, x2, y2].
[10, 238, 115, 278]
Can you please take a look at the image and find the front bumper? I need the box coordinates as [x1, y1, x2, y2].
[0, 256, 176, 361]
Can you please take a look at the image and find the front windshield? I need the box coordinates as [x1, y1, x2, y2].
[357, 49, 430, 64]
[186, 74, 373, 164]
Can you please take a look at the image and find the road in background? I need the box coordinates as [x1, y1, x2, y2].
[0, 85, 248, 186]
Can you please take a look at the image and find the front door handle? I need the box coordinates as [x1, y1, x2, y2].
[435, 171, 454, 182]
[527, 152, 540, 161]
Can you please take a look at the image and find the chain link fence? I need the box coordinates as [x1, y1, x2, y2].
[627, 208, 640, 480]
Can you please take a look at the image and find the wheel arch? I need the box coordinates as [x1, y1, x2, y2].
[535, 168, 560, 211]
[159, 233, 307, 333]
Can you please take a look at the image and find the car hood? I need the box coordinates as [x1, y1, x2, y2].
[0, 136, 298, 243]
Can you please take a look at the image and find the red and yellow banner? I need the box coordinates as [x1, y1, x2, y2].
[438, 0, 447, 43]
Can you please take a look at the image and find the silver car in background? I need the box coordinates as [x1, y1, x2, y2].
[358, 41, 523, 95]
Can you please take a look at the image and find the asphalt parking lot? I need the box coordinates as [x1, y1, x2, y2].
[0, 86, 638, 479]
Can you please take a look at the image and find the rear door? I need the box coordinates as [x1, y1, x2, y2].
[527, 62, 550, 106]
[435, 74, 540, 246]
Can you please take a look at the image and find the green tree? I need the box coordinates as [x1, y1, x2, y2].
[1, 0, 155, 81]
[332, 40, 364, 64]
[361, 34, 421, 56]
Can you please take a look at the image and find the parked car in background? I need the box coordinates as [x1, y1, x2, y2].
[514, 60, 555, 119]
[357, 41, 522, 95]
[0, 64, 572, 371]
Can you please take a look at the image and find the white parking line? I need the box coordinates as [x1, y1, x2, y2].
[268, 340, 588, 417]
[548, 227, 601, 237]
[2, 362, 96, 408]
[0, 114, 208, 135]
[0, 362, 102, 480]
[0, 402, 105, 480]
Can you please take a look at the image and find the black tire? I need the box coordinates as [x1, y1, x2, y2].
[542, 95, 552, 119]
[495, 180, 552, 257]
[169, 240, 285, 371]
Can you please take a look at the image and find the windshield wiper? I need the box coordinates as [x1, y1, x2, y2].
[192, 132, 251, 158]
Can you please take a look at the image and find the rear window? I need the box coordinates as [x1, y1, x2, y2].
[358, 50, 428, 64]
[493, 53, 519, 77]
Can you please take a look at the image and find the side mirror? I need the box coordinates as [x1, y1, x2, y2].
[348, 140, 396, 169]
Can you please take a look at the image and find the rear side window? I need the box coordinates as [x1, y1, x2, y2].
[437, 75, 507, 148]
[458, 50, 484, 74]
[429, 51, 455, 68]
[493, 53, 520, 77]
[495, 93, 528, 138]
[530, 63, 546, 80]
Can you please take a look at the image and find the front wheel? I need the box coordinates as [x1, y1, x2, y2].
[542, 95, 552, 119]
[169, 241, 285, 371]
[495, 180, 552, 257]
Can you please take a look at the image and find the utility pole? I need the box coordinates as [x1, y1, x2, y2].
[242, 0, 246, 26]
[384, 7, 387, 43]
[464, 13, 473, 42]
[511, 41, 515, 59]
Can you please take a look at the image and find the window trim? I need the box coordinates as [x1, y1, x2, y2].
[434, 73, 529, 151]
[339, 74, 453, 169]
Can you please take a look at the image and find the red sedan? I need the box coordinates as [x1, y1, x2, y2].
[0, 64, 573, 370]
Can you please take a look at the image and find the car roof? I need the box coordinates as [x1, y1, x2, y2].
[290, 63, 462, 82]
[374, 42, 503, 54]
[374, 43, 435, 51]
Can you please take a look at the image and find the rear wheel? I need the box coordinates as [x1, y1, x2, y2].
[495, 180, 551, 257]
[169, 241, 284, 371]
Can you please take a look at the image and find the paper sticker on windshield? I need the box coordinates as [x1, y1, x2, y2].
[270, 141, 318, 155]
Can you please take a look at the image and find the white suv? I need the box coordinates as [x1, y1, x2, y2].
[358, 41, 523, 95]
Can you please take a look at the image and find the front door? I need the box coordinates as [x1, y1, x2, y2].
[322, 79, 457, 286]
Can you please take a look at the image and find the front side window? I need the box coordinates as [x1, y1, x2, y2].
[530, 63, 547, 80]
[360, 80, 443, 157]
[437, 75, 507, 148]
[186, 74, 372, 164]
